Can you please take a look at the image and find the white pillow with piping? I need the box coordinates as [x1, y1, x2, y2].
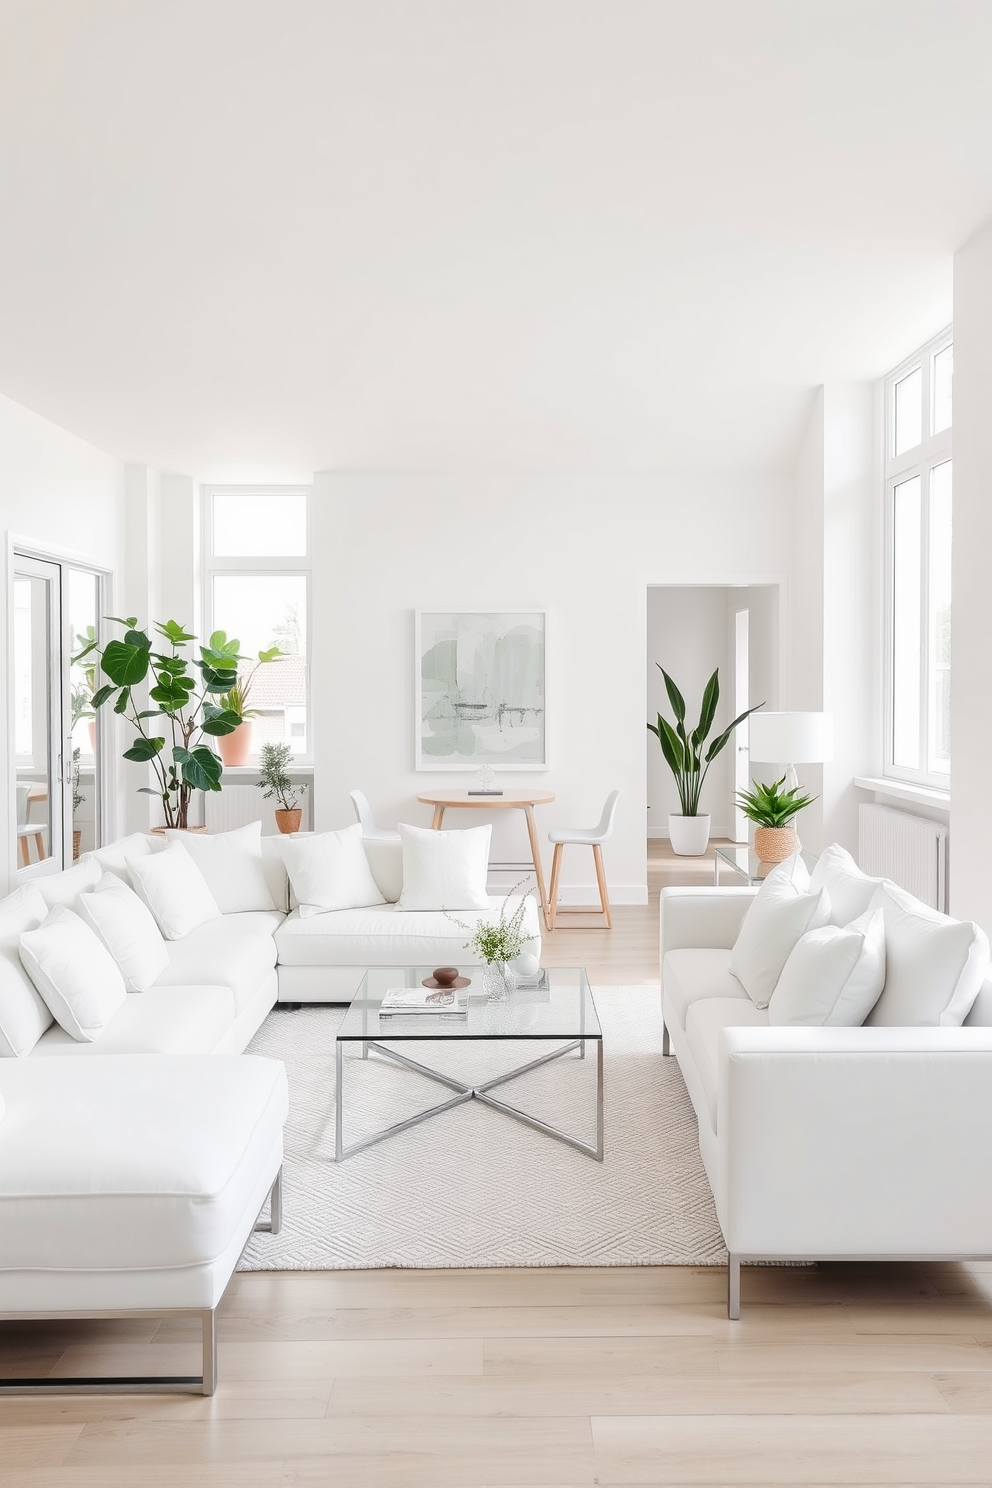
[866, 880, 989, 1027]
[0, 886, 54, 1057]
[809, 843, 884, 926]
[767, 908, 886, 1027]
[163, 821, 278, 913]
[127, 840, 223, 940]
[396, 823, 491, 911]
[730, 855, 832, 1009]
[77, 872, 170, 992]
[19, 906, 126, 1042]
[281, 825, 386, 918]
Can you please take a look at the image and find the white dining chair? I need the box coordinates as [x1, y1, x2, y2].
[16, 782, 46, 867]
[546, 790, 621, 930]
[349, 789, 401, 843]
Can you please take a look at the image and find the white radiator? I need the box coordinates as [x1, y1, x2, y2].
[858, 803, 948, 911]
[205, 784, 313, 836]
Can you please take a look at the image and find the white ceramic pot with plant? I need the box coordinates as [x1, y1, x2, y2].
[648, 666, 763, 856]
[256, 742, 308, 834]
[736, 775, 818, 864]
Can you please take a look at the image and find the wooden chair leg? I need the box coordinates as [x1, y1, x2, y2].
[18, 836, 30, 868]
[592, 844, 612, 929]
[547, 844, 563, 930]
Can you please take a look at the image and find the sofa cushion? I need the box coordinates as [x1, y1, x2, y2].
[29, 984, 236, 1056]
[685, 996, 769, 1132]
[363, 837, 403, 903]
[767, 908, 886, 1027]
[275, 896, 540, 968]
[663, 949, 750, 1033]
[0, 1054, 287, 1269]
[19, 906, 127, 1043]
[156, 915, 279, 1013]
[280, 825, 385, 916]
[809, 843, 884, 926]
[0, 886, 53, 1057]
[128, 841, 223, 940]
[396, 823, 491, 911]
[163, 822, 280, 913]
[730, 857, 831, 1009]
[866, 880, 989, 1028]
[91, 831, 164, 887]
[77, 873, 170, 993]
[34, 857, 102, 912]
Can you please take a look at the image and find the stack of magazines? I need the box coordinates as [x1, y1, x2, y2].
[379, 987, 469, 1016]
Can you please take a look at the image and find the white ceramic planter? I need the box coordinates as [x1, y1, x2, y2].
[668, 813, 712, 856]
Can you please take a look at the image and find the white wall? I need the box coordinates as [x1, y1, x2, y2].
[950, 215, 992, 926]
[313, 471, 791, 903]
[0, 393, 125, 894]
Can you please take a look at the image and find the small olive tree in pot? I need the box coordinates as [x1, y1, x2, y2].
[256, 742, 308, 834]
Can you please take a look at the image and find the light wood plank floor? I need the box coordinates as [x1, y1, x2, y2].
[3, 839, 992, 1484]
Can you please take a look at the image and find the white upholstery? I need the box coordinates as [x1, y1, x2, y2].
[163, 822, 280, 913]
[662, 948, 749, 1034]
[685, 996, 768, 1132]
[30, 985, 236, 1056]
[275, 895, 540, 969]
[0, 886, 53, 1056]
[281, 825, 385, 915]
[34, 857, 102, 912]
[156, 913, 281, 1012]
[396, 822, 492, 911]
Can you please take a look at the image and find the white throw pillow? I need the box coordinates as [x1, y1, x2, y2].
[127, 840, 223, 940]
[92, 832, 163, 886]
[809, 843, 884, 926]
[19, 906, 126, 1042]
[866, 880, 990, 1027]
[396, 823, 492, 911]
[730, 856, 832, 1009]
[767, 908, 886, 1027]
[77, 873, 170, 993]
[34, 856, 102, 912]
[281, 825, 386, 918]
[363, 837, 403, 903]
[163, 821, 278, 913]
[0, 886, 54, 1056]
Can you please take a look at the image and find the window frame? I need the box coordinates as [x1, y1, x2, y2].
[882, 328, 952, 790]
[201, 485, 313, 766]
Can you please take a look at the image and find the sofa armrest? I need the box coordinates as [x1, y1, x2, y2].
[659, 886, 757, 957]
[717, 1025, 992, 1257]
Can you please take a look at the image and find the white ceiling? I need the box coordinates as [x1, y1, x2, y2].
[1, 0, 991, 479]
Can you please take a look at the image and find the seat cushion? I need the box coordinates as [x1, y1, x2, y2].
[685, 996, 769, 1132]
[156, 914, 281, 1012]
[663, 948, 750, 1033]
[29, 984, 236, 1056]
[275, 896, 541, 968]
[0, 1054, 288, 1270]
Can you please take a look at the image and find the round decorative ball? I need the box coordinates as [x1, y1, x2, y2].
[432, 967, 460, 987]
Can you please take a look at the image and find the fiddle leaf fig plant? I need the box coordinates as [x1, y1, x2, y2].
[74, 619, 246, 829]
[647, 666, 764, 817]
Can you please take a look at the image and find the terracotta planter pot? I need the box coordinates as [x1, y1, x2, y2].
[275, 808, 302, 835]
[753, 824, 798, 864]
[218, 721, 252, 767]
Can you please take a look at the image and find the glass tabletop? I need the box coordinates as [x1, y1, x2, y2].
[714, 845, 816, 884]
[339, 966, 600, 1042]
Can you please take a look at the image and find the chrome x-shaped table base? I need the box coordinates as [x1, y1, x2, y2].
[335, 1036, 604, 1162]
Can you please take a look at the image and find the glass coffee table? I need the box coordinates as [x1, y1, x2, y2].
[714, 845, 816, 885]
[335, 966, 603, 1163]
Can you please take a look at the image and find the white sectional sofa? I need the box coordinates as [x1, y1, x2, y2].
[660, 851, 992, 1318]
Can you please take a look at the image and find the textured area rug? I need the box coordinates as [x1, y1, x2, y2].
[240, 987, 727, 1271]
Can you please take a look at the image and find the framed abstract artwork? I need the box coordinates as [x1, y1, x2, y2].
[415, 610, 547, 770]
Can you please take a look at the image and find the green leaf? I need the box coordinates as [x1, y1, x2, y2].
[205, 630, 242, 661]
[200, 706, 242, 736]
[101, 638, 150, 687]
[123, 736, 165, 762]
[113, 686, 131, 715]
[657, 717, 686, 776]
[135, 709, 164, 720]
[697, 669, 720, 741]
[257, 645, 283, 663]
[155, 619, 196, 645]
[659, 668, 686, 725]
[122, 628, 152, 651]
[198, 662, 239, 693]
[71, 639, 98, 664]
[106, 615, 138, 628]
[137, 787, 163, 796]
[91, 683, 118, 709]
[174, 745, 223, 792]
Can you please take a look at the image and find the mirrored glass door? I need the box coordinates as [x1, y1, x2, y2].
[12, 556, 61, 875]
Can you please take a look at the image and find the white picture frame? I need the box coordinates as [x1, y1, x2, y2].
[415, 609, 547, 771]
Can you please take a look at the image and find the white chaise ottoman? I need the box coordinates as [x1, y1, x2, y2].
[0, 1054, 288, 1394]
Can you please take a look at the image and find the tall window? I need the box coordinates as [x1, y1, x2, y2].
[203, 487, 311, 758]
[884, 329, 952, 787]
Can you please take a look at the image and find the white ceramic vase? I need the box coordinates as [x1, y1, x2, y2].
[668, 813, 712, 856]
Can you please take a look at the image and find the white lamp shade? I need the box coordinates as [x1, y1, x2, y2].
[748, 711, 833, 765]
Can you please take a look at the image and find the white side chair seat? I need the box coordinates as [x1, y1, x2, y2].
[547, 790, 620, 931]
[350, 789, 401, 843]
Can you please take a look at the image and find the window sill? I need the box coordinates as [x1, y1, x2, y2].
[220, 763, 313, 774]
[854, 776, 950, 814]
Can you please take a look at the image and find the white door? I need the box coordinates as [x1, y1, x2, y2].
[11, 555, 65, 876]
[734, 608, 749, 843]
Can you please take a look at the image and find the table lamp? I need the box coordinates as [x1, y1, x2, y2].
[747, 712, 833, 790]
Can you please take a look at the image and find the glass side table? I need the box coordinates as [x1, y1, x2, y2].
[713, 845, 815, 885]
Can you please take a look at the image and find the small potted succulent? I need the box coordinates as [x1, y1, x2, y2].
[256, 741, 307, 833]
[736, 775, 818, 864]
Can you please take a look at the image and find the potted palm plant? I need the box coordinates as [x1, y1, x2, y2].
[256, 742, 308, 833]
[216, 645, 283, 767]
[648, 667, 763, 856]
[75, 618, 243, 829]
[735, 775, 818, 864]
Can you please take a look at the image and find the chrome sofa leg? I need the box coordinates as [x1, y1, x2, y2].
[728, 1254, 741, 1320]
[202, 1309, 217, 1396]
[254, 1166, 283, 1235]
[662, 1022, 671, 1057]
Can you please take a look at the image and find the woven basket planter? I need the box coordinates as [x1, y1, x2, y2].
[753, 825, 798, 864]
